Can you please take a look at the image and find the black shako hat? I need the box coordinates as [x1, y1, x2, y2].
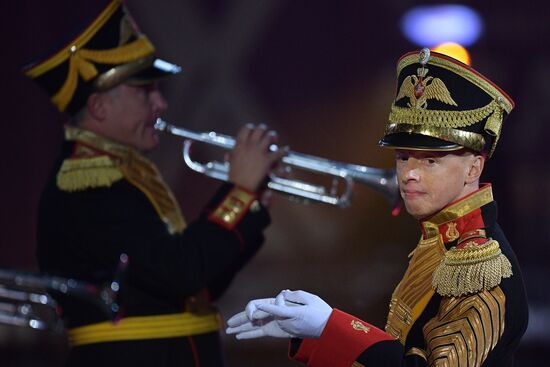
[24, 0, 181, 115]
[379, 48, 514, 158]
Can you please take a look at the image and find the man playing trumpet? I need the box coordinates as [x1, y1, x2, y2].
[226, 48, 529, 366]
[26, 1, 285, 366]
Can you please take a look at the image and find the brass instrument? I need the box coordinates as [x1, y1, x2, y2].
[0, 254, 127, 331]
[155, 118, 399, 208]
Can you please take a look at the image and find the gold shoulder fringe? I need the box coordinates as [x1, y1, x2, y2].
[57, 156, 123, 192]
[432, 240, 512, 297]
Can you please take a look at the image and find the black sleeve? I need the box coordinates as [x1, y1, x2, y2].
[356, 340, 406, 366]
[37, 179, 269, 306]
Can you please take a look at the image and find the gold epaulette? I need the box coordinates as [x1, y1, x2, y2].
[432, 239, 512, 297]
[57, 155, 123, 192]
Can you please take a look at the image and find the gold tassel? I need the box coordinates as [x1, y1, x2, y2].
[432, 240, 512, 297]
[57, 156, 123, 192]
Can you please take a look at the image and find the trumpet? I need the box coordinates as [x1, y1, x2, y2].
[155, 118, 399, 209]
[0, 253, 128, 330]
[0, 268, 121, 331]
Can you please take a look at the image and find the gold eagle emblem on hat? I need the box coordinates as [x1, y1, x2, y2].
[396, 73, 458, 109]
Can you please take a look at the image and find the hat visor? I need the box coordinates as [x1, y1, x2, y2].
[379, 132, 463, 151]
[126, 58, 182, 85]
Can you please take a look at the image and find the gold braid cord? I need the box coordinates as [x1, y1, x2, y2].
[423, 287, 506, 367]
[120, 150, 186, 235]
[389, 99, 502, 129]
[25, 0, 155, 112]
[50, 36, 154, 112]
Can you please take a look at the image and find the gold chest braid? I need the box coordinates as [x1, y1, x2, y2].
[422, 286, 505, 366]
[385, 234, 445, 343]
[119, 149, 186, 235]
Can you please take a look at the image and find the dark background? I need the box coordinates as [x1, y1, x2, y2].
[2, 0, 549, 366]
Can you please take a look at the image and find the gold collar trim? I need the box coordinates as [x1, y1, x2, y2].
[65, 126, 133, 159]
[421, 185, 493, 239]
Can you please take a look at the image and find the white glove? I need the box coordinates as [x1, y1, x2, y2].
[256, 290, 333, 339]
[226, 296, 294, 339]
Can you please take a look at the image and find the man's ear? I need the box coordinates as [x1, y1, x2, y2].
[86, 92, 107, 121]
[465, 154, 485, 184]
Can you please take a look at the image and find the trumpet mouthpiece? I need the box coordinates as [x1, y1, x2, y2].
[154, 118, 167, 131]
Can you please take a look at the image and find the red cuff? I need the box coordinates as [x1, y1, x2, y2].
[308, 309, 396, 367]
[208, 186, 258, 230]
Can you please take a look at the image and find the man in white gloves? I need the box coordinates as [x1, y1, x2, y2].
[227, 290, 331, 340]
[226, 49, 529, 367]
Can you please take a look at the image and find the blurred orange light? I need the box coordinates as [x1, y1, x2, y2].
[432, 42, 471, 65]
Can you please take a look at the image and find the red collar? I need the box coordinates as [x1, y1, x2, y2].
[419, 184, 493, 244]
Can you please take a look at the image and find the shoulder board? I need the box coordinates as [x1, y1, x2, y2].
[432, 239, 512, 297]
[457, 229, 487, 244]
[57, 155, 123, 192]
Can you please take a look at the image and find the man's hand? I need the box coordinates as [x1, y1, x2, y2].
[228, 124, 287, 192]
[226, 296, 293, 339]
[225, 290, 333, 340]
[257, 290, 333, 339]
